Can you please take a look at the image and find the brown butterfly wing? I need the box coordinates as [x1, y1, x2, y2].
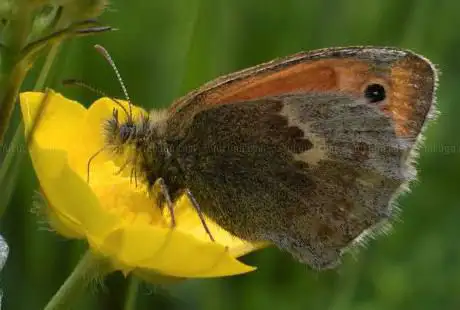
[169, 46, 437, 140]
[172, 93, 397, 269]
[166, 47, 437, 269]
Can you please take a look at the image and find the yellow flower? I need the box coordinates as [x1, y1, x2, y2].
[20, 90, 262, 279]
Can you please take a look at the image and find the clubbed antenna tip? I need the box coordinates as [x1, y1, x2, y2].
[94, 44, 133, 120]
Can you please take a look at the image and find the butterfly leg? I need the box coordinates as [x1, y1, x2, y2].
[184, 189, 215, 242]
[130, 165, 138, 188]
[114, 159, 131, 176]
[155, 177, 176, 228]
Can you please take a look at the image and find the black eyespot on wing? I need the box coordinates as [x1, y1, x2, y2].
[364, 83, 386, 103]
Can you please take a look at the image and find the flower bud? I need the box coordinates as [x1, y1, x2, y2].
[62, 0, 109, 21]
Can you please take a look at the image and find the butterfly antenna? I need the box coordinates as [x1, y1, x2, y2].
[94, 44, 133, 121]
[62, 78, 130, 117]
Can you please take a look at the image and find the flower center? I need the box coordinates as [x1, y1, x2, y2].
[92, 172, 167, 228]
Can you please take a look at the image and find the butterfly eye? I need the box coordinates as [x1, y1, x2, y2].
[119, 123, 135, 143]
[364, 83, 386, 103]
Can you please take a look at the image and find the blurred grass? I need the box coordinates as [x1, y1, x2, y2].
[1, 0, 460, 309]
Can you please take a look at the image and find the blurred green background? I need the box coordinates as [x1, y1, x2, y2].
[2, 0, 460, 309]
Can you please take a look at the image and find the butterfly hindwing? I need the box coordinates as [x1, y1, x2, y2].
[169, 92, 408, 269]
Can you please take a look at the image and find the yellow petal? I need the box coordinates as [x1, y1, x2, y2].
[45, 205, 84, 239]
[100, 225, 255, 278]
[88, 176, 256, 277]
[28, 140, 122, 240]
[20, 91, 88, 180]
[168, 195, 264, 258]
[19, 91, 86, 152]
[28, 144, 85, 237]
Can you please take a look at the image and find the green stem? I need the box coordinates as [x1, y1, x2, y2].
[34, 41, 64, 91]
[32, 11, 69, 92]
[0, 62, 28, 142]
[0, 2, 38, 217]
[123, 276, 140, 310]
[0, 123, 24, 218]
[44, 250, 109, 310]
[0, 41, 63, 218]
[0, 3, 34, 142]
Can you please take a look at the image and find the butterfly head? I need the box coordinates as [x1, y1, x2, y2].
[104, 108, 144, 154]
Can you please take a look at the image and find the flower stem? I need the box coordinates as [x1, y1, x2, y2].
[123, 276, 140, 310]
[44, 250, 109, 310]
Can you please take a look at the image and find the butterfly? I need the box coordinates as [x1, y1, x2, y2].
[102, 46, 437, 270]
